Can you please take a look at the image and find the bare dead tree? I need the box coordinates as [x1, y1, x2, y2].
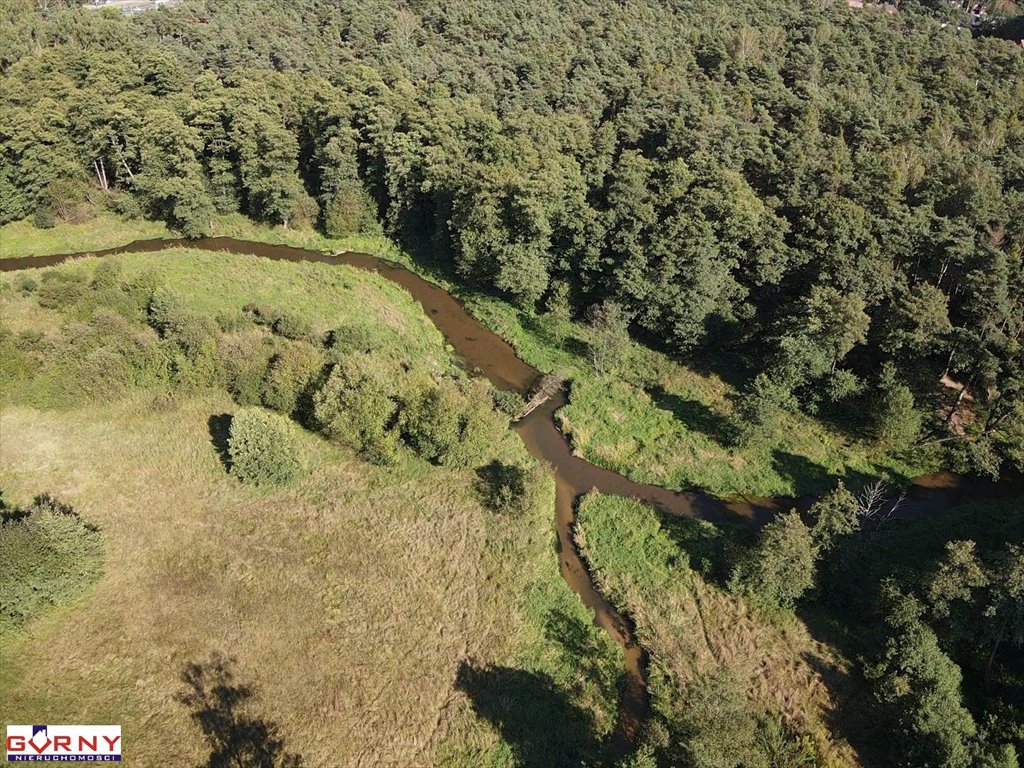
[93, 158, 108, 191]
[856, 480, 907, 531]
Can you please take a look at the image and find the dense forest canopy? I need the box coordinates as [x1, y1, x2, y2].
[1, 0, 1023, 477]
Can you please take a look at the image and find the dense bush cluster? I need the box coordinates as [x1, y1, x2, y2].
[1, 259, 513, 473]
[0, 494, 104, 637]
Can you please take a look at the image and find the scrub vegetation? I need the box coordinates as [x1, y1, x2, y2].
[0, 494, 105, 639]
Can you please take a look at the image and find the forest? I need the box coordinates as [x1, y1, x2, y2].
[1, 0, 1023, 766]
[1, 0, 1022, 479]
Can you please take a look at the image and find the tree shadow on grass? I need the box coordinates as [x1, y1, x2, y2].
[770, 449, 837, 497]
[658, 513, 753, 590]
[796, 609, 889, 768]
[647, 385, 737, 445]
[208, 414, 233, 472]
[455, 660, 598, 768]
[541, 609, 622, 707]
[177, 653, 304, 768]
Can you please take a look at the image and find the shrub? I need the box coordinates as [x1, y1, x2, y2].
[313, 353, 404, 464]
[672, 667, 763, 768]
[122, 271, 163, 321]
[272, 312, 312, 341]
[215, 311, 252, 333]
[400, 378, 465, 463]
[35, 270, 88, 310]
[400, 376, 508, 467]
[870, 363, 921, 449]
[326, 323, 388, 356]
[475, 460, 540, 514]
[242, 303, 282, 327]
[0, 495, 104, 638]
[227, 408, 304, 486]
[32, 206, 55, 229]
[322, 182, 378, 237]
[445, 379, 509, 467]
[218, 332, 276, 406]
[148, 285, 185, 334]
[15, 275, 37, 295]
[91, 259, 123, 291]
[730, 510, 817, 610]
[261, 342, 327, 418]
[492, 388, 525, 417]
[165, 311, 218, 358]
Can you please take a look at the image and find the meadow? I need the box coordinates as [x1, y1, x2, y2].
[574, 493, 858, 766]
[0, 250, 623, 767]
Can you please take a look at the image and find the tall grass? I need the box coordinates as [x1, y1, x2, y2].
[574, 492, 859, 766]
[0, 246, 623, 765]
[0, 395, 621, 766]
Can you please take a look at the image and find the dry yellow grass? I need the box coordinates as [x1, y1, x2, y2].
[0, 393, 618, 767]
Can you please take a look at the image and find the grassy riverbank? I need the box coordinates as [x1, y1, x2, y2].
[0, 213, 404, 262]
[0, 250, 622, 766]
[464, 294, 939, 497]
[574, 492, 858, 766]
[0, 217, 940, 497]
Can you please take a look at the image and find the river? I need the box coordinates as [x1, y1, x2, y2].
[3, 236, 1021, 756]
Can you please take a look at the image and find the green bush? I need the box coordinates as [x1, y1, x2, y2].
[91, 259, 123, 291]
[242, 303, 281, 327]
[165, 311, 218, 357]
[261, 341, 326, 418]
[492, 388, 525, 417]
[227, 407, 304, 486]
[0, 494, 104, 638]
[31, 205, 55, 229]
[15, 275, 37, 295]
[400, 378, 465, 463]
[730, 511, 817, 610]
[272, 313, 312, 341]
[326, 323, 389, 356]
[148, 285, 185, 334]
[313, 353, 404, 464]
[215, 311, 252, 333]
[474, 460, 541, 514]
[401, 377, 507, 467]
[219, 332, 276, 406]
[35, 270, 88, 310]
[870, 363, 921, 449]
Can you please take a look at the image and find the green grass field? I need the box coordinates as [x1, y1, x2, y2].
[0, 249, 622, 767]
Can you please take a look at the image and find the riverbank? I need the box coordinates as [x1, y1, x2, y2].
[0, 216, 941, 497]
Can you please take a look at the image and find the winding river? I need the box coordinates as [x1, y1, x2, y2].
[3, 237, 1022, 756]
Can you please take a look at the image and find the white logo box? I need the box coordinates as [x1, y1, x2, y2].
[6, 725, 121, 762]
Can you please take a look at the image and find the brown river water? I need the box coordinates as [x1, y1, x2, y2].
[3, 237, 1022, 756]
